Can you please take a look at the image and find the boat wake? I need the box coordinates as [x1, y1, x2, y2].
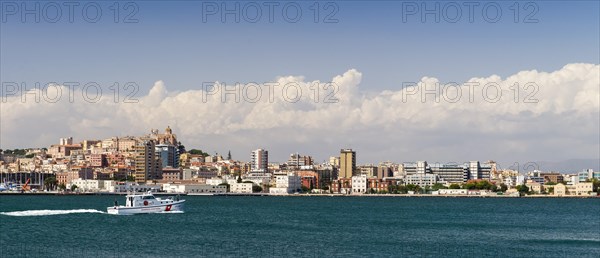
[0, 209, 106, 217]
[158, 210, 184, 214]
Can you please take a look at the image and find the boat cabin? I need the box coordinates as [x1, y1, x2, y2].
[125, 191, 178, 207]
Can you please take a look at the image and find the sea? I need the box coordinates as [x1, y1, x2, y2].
[0, 195, 598, 257]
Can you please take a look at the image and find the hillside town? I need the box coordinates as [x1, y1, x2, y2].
[1, 126, 598, 197]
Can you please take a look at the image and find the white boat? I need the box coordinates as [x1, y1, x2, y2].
[107, 191, 185, 215]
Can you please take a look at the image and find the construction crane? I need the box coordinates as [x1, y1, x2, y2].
[21, 178, 31, 192]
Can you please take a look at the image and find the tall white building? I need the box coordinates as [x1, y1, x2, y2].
[269, 173, 301, 194]
[251, 149, 268, 173]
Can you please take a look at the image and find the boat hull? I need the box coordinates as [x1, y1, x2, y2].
[107, 200, 185, 215]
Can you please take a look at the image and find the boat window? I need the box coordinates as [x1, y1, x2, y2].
[142, 196, 155, 200]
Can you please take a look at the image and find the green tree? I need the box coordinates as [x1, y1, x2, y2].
[301, 185, 310, 193]
[227, 151, 232, 160]
[499, 183, 508, 192]
[490, 184, 498, 192]
[237, 174, 243, 183]
[58, 183, 66, 191]
[44, 176, 58, 191]
[516, 184, 529, 195]
[424, 185, 431, 193]
[189, 149, 209, 156]
[70, 184, 78, 192]
[397, 185, 408, 194]
[405, 184, 417, 192]
[431, 183, 446, 191]
[449, 183, 461, 189]
[590, 178, 600, 193]
[25, 154, 35, 158]
[252, 185, 263, 193]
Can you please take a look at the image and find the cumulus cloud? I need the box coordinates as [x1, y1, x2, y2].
[1, 63, 598, 165]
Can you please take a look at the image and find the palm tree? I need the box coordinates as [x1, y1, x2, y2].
[44, 176, 58, 191]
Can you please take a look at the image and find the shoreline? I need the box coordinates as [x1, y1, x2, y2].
[0, 192, 597, 198]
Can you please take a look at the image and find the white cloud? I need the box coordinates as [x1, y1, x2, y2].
[1, 63, 598, 164]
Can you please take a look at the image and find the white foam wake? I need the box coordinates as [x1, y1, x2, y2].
[157, 210, 184, 214]
[0, 209, 105, 216]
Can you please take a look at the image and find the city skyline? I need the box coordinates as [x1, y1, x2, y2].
[1, 129, 597, 173]
[1, 1, 599, 170]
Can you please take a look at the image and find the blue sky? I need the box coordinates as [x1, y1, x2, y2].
[2, 1, 598, 92]
[1, 1, 599, 167]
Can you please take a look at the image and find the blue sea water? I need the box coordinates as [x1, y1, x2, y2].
[0, 195, 599, 257]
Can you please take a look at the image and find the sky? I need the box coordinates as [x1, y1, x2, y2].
[1, 1, 599, 168]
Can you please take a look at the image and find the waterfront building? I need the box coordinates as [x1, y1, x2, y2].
[403, 161, 440, 187]
[269, 173, 301, 194]
[403, 161, 491, 184]
[251, 149, 269, 173]
[244, 172, 272, 186]
[526, 181, 543, 194]
[206, 177, 227, 186]
[339, 149, 356, 179]
[405, 172, 440, 187]
[433, 189, 468, 195]
[162, 183, 227, 194]
[69, 179, 114, 192]
[111, 182, 161, 193]
[467, 161, 491, 181]
[367, 178, 395, 192]
[231, 182, 254, 193]
[574, 182, 593, 196]
[297, 170, 320, 189]
[554, 183, 567, 196]
[430, 163, 466, 183]
[351, 175, 368, 194]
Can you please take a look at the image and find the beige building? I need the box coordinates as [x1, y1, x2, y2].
[231, 182, 253, 193]
[133, 140, 161, 183]
[554, 183, 567, 196]
[117, 137, 138, 151]
[574, 182, 593, 196]
[339, 149, 356, 179]
[526, 181, 543, 194]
